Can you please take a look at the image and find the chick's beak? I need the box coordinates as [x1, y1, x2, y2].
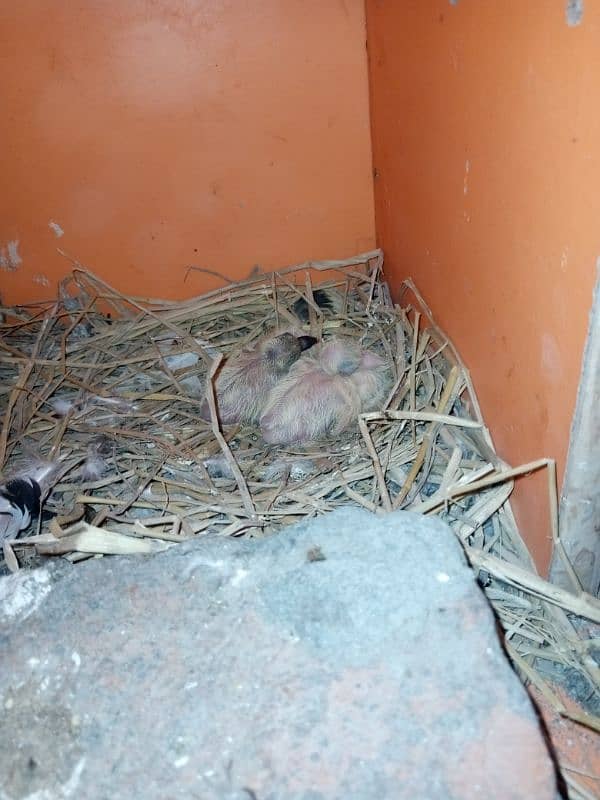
[297, 336, 318, 352]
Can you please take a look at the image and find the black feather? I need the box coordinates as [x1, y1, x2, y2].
[0, 478, 42, 517]
[292, 289, 335, 322]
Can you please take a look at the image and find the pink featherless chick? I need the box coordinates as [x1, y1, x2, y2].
[199, 332, 317, 426]
[260, 337, 390, 445]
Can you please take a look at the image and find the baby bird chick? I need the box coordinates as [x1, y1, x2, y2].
[199, 332, 317, 426]
[260, 337, 390, 445]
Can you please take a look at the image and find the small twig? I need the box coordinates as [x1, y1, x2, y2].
[466, 548, 600, 623]
[393, 365, 461, 508]
[183, 265, 235, 284]
[205, 354, 258, 522]
[358, 417, 392, 511]
[361, 409, 481, 428]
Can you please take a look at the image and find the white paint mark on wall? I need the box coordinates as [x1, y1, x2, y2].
[463, 159, 470, 195]
[0, 240, 22, 271]
[566, 0, 584, 26]
[560, 247, 569, 272]
[33, 273, 51, 287]
[49, 220, 65, 238]
[541, 332, 564, 384]
[7, 240, 21, 266]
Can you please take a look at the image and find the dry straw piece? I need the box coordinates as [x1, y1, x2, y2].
[0, 249, 598, 788]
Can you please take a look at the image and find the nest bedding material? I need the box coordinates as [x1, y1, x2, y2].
[0, 249, 599, 794]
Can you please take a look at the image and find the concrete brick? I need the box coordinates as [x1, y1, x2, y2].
[0, 508, 559, 799]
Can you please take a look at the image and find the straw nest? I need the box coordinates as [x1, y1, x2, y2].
[1, 249, 598, 795]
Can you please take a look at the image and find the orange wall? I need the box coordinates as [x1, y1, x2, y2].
[0, 0, 374, 304]
[366, 0, 600, 571]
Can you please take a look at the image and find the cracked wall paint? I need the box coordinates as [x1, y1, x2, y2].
[0, 240, 22, 271]
[566, 0, 584, 26]
[49, 221, 65, 238]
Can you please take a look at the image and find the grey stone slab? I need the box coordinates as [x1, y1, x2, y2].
[0, 508, 558, 800]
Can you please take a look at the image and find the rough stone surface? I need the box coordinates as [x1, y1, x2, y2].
[0, 508, 559, 800]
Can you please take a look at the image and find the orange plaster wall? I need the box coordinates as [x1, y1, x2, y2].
[366, 0, 600, 571]
[0, 0, 374, 305]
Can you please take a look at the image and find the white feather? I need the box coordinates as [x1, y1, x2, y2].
[52, 397, 77, 416]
